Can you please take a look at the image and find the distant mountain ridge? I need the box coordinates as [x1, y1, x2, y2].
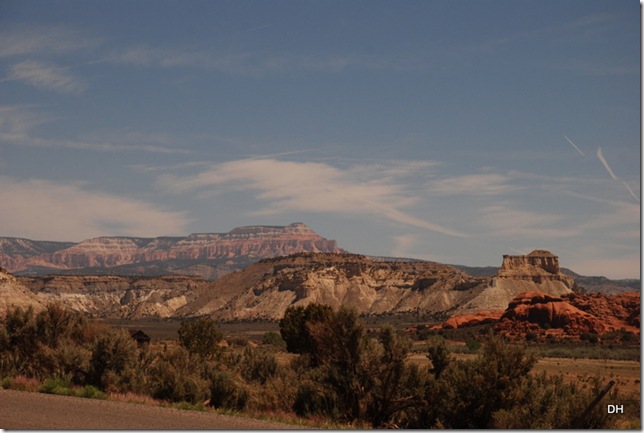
[452, 265, 640, 295]
[0, 223, 344, 278]
[0, 224, 638, 295]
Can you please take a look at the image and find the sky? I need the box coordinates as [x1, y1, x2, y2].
[0, 0, 640, 279]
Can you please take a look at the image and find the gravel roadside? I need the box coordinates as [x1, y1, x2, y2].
[0, 389, 304, 430]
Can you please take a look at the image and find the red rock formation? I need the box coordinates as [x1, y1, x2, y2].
[495, 291, 640, 337]
[437, 310, 504, 329]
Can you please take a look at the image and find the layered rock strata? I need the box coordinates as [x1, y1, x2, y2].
[455, 250, 574, 314]
[19, 274, 208, 319]
[0, 267, 44, 316]
[179, 253, 488, 321]
[0, 223, 343, 278]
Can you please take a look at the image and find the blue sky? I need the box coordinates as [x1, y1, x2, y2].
[0, 0, 640, 278]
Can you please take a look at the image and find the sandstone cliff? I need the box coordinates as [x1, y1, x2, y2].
[19, 274, 209, 319]
[176, 253, 488, 321]
[1, 223, 343, 279]
[454, 250, 575, 314]
[6, 249, 607, 323]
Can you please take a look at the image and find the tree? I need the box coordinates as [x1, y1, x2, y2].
[177, 316, 222, 360]
[427, 340, 451, 379]
[279, 303, 333, 359]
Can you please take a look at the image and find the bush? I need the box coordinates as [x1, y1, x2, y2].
[88, 328, 139, 392]
[147, 345, 209, 404]
[240, 346, 278, 384]
[78, 385, 107, 400]
[39, 376, 74, 396]
[261, 331, 286, 349]
[293, 380, 338, 418]
[427, 340, 451, 379]
[177, 317, 222, 360]
[208, 370, 248, 411]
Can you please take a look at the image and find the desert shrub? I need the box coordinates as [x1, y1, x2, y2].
[35, 303, 86, 348]
[208, 370, 249, 411]
[146, 344, 209, 403]
[78, 385, 107, 400]
[490, 372, 611, 429]
[33, 340, 92, 384]
[287, 306, 425, 426]
[246, 368, 299, 413]
[293, 380, 339, 418]
[240, 346, 278, 384]
[363, 326, 426, 427]
[408, 336, 613, 429]
[1, 306, 38, 376]
[88, 328, 139, 392]
[177, 316, 222, 360]
[429, 336, 536, 428]
[427, 340, 451, 379]
[465, 338, 481, 352]
[229, 337, 250, 347]
[39, 376, 74, 396]
[261, 331, 286, 349]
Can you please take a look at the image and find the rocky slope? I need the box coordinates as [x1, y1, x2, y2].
[19, 274, 209, 319]
[4, 249, 615, 323]
[0, 223, 343, 279]
[177, 253, 488, 320]
[0, 267, 44, 316]
[177, 250, 576, 321]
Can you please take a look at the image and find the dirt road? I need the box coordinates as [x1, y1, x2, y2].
[0, 389, 301, 429]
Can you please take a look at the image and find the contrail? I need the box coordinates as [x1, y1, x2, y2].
[596, 146, 640, 202]
[596, 147, 618, 180]
[563, 134, 585, 156]
[622, 181, 640, 202]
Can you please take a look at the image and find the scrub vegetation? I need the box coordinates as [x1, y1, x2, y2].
[0, 303, 638, 428]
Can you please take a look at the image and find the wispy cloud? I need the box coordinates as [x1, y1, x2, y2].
[429, 173, 517, 196]
[0, 176, 189, 241]
[0, 105, 190, 154]
[6, 60, 87, 95]
[100, 44, 362, 76]
[477, 203, 576, 238]
[0, 24, 101, 58]
[159, 158, 464, 237]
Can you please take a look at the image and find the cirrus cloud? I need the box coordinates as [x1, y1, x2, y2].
[6, 60, 87, 95]
[158, 158, 465, 237]
[0, 176, 189, 241]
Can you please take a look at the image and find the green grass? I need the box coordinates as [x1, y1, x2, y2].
[39, 377, 107, 400]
